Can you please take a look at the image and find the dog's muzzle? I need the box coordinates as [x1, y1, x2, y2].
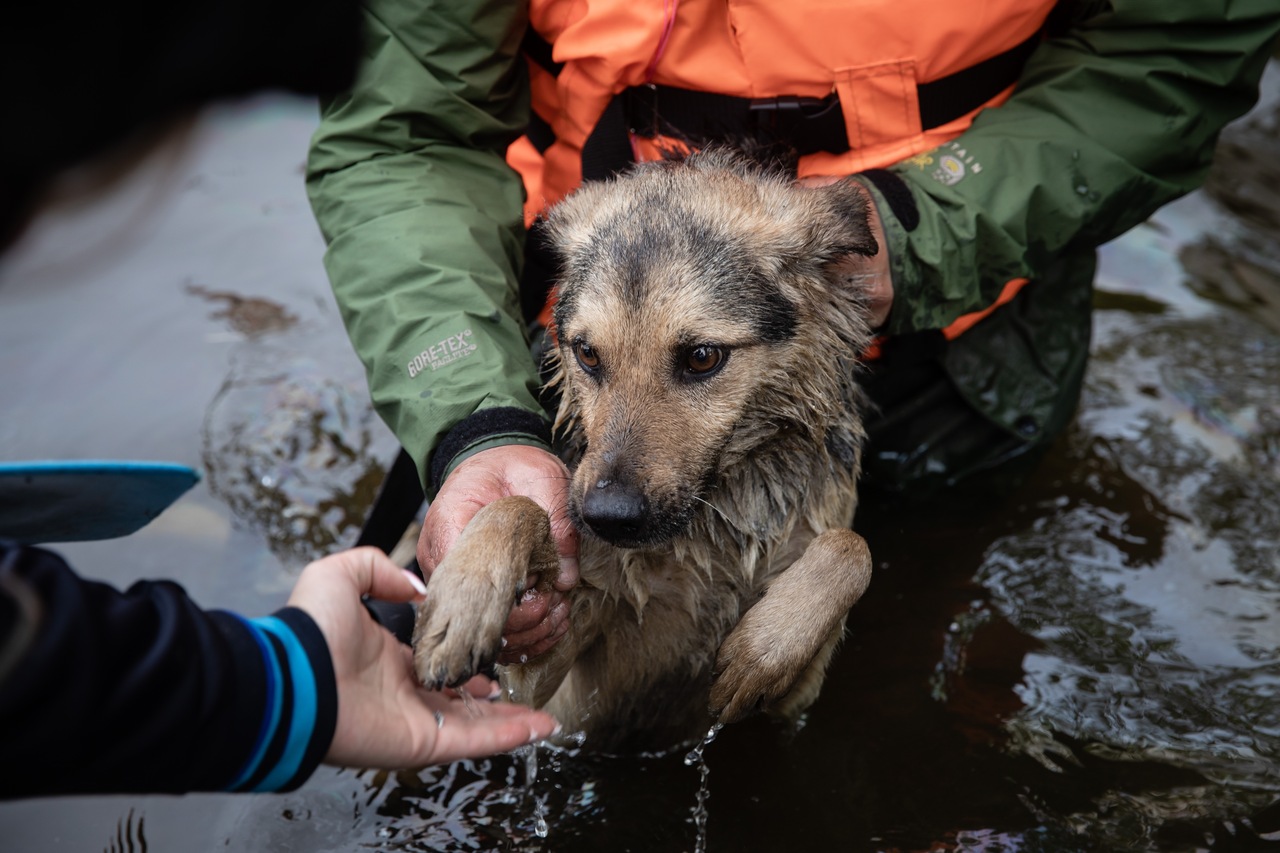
[580, 478, 650, 545]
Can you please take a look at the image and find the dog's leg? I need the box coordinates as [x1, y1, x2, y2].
[503, 619, 582, 710]
[765, 616, 846, 721]
[412, 495, 559, 689]
[710, 528, 871, 724]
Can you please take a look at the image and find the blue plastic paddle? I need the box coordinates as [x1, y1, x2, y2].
[0, 459, 420, 644]
[0, 460, 201, 543]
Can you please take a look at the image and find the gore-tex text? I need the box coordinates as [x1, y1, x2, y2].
[408, 330, 476, 377]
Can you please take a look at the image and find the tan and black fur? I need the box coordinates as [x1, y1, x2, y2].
[413, 148, 876, 753]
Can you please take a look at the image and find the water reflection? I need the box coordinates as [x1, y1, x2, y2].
[971, 306, 1280, 848]
[104, 808, 148, 853]
[200, 326, 393, 565]
[186, 280, 299, 338]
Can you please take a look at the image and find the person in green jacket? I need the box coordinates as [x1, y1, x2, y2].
[307, 1, 1280, 660]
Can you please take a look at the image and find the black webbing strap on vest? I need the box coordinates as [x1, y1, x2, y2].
[522, 29, 1040, 180]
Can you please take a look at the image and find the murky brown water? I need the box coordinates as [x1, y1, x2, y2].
[3, 65, 1280, 851]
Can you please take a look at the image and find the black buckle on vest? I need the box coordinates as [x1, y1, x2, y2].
[621, 86, 850, 158]
[747, 92, 848, 155]
[522, 27, 1041, 176]
[747, 94, 835, 116]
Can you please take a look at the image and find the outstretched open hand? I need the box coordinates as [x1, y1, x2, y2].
[287, 547, 559, 769]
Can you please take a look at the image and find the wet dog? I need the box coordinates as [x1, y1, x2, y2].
[412, 148, 876, 752]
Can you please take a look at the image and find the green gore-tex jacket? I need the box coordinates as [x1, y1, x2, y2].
[307, 0, 1280, 497]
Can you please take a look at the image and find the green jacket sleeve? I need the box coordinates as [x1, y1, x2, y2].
[306, 0, 548, 496]
[881, 0, 1280, 336]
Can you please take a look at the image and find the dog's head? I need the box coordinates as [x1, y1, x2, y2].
[543, 148, 877, 549]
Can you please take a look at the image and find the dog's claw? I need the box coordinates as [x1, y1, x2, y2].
[413, 594, 523, 691]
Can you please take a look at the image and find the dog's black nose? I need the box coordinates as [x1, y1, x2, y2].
[581, 480, 649, 542]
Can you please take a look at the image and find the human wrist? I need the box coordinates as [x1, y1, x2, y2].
[222, 607, 337, 793]
[429, 406, 553, 496]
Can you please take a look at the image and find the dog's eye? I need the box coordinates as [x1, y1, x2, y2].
[574, 341, 601, 374]
[685, 345, 726, 377]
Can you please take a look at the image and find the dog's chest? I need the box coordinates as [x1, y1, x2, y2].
[545, 561, 745, 747]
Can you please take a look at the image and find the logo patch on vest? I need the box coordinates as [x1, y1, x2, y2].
[408, 329, 477, 377]
[910, 142, 984, 187]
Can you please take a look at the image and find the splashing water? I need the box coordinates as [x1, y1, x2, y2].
[559, 729, 588, 748]
[683, 724, 722, 853]
[533, 805, 550, 840]
[513, 740, 550, 839]
[683, 723, 722, 767]
[522, 742, 538, 787]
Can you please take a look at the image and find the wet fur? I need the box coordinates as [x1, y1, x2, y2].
[414, 148, 876, 753]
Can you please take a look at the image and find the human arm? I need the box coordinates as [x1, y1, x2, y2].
[0, 543, 557, 798]
[0, 541, 323, 797]
[305, 0, 544, 495]
[877, 0, 1280, 336]
[306, 0, 575, 658]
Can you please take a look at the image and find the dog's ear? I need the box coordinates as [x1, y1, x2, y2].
[542, 196, 594, 262]
[800, 180, 882, 335]
[809, 179, 878, 260]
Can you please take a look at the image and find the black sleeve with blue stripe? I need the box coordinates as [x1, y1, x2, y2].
[0, 543, 337, 798]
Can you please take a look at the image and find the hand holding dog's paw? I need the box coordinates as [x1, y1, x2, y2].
[411, 566, 509, 690]
[412, 496, 561, 690]
[418, 446, 579, 665]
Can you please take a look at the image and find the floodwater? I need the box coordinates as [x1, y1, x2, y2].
[3, 63, 1280, 851]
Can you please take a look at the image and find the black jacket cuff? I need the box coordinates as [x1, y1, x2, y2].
[429, 407, 553, 494]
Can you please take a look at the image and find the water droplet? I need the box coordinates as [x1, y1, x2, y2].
[522, 742, 539, 786]
[684, 728, 718, 853]
[684, 723, 722, 766]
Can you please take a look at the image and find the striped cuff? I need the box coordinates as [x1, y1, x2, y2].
[223, 607, 337, 792]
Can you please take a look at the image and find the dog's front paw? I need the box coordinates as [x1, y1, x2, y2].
[411, 496, 557, 690]
[411, 566, 511, 690]
[710, 613, 818, 725]
[711, 529, 870, 723]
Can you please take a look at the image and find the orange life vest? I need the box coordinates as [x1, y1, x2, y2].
[511, 0, 1054, 342]
[510, 0, 1055, 218]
